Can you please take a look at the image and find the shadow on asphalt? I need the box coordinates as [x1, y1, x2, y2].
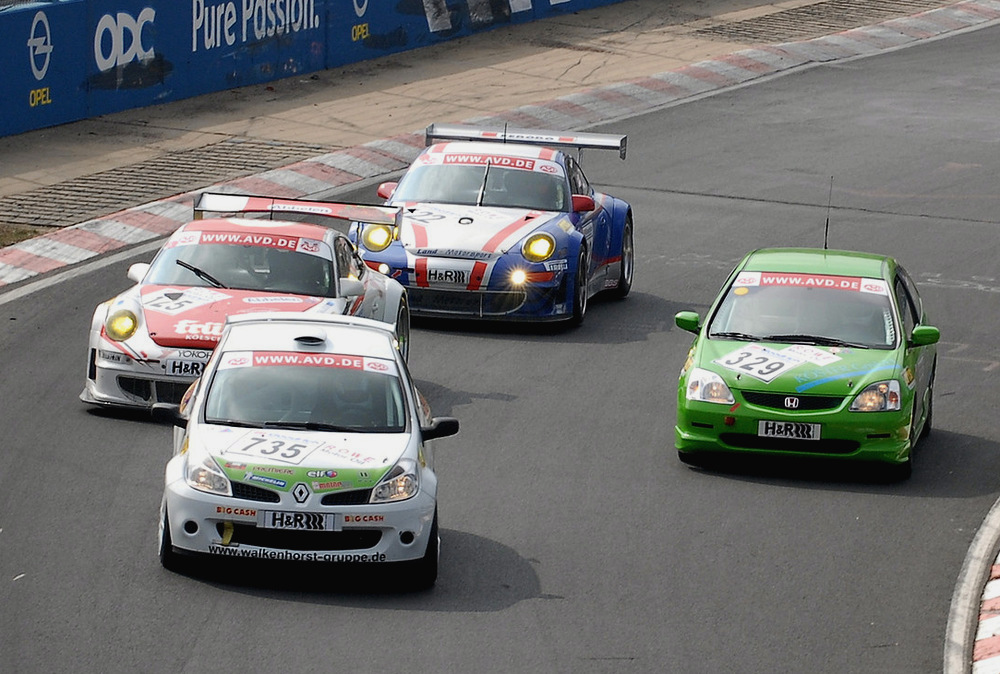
[165, 528, 546, 612]
[676, 429, 1000, 498]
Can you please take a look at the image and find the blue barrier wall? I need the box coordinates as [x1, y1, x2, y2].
[1, 0, 624, 137]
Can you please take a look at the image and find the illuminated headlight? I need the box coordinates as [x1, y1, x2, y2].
[510, 269, 527, 285]
[522, 233, 555, 262]
[362, 224, 393, 252]
[685, 367, 735, 404]
[378, 263, 390, 274]
[371, 459, 418, 503]
[850, 380, 901, 412]
[105, 309, 139, 341]
[185, 453, 231, 496]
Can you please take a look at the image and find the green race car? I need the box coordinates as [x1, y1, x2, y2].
[674, 248, 939, 478]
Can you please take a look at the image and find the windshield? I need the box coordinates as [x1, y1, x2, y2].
[204, 352, 407, 432]
[708, 272, 897, 349]
[145, 239, 335, 297]
[391, 163, 569, 212]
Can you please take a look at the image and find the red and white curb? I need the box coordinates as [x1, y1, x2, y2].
[1, 0, 999, 289]
[975, 560, 1000, 673]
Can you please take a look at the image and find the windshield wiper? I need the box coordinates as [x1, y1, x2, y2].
[761, 334, 868, 348]
[207, 419, 263, 428]
[476, 160, 492, 207]
[262, 421, 357, 432]
[709, 331, 759, 341]
[176, 259, 227, 289]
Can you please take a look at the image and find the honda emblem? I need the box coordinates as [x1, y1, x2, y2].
[784, 397, 800, 409]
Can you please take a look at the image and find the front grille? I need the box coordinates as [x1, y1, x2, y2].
[741, 391, 844, 411]
[155, 380, 191, 404]
[117, 376, 152, 402]
[719, 433, 859, 455]
[321, 489, 372, 506]
[220, 523, 381, 551]
[408, 287, 526, 316]
[231, 482, 281, 503]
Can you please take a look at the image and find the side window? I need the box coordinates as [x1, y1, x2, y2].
[565, 156, 591, 196]
[894, 275, 919, 338]
[334, 236, 364, 280]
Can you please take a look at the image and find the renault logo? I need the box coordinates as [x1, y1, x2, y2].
[784, 397, 800, 409]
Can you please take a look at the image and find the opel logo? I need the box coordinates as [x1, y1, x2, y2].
[784, 397, 800, 409]
[27, 11, 52, 81]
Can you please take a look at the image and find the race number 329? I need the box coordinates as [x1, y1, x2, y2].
[714, 344, 801, 382]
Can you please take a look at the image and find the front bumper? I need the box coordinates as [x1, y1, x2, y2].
[162, 463, 436, 564]
[675, 398, 913, 465]
[81, 344, 207, 409]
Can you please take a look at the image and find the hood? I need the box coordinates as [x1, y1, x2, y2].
[695, 339, 902, 396]
[395, 202, 559, 258]
[198, 426, 410, 494]
[139, 285, 327, 349]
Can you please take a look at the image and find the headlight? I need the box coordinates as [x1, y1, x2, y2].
[850, 380, 901, 412]
[522, 233, 555, 262]
[362, 224, 394, 252]
[371, 459, 418, 503]
[105, 309, 138, 341]
[185, 453, 231, 496]
[685, 367, 735, 404]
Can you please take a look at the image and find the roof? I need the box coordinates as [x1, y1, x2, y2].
[220, 314, 398, 360]
[741, 248, 891, 278]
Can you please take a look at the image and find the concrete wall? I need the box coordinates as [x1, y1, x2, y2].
[3, 0, 625, 137]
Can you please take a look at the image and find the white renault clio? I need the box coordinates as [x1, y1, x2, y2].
[157, 312, 458, 588]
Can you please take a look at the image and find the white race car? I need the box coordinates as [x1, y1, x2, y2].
[81, 193, 409, 410]
[157, 312, 459, 587]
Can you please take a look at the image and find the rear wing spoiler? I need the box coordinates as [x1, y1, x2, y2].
[194, 192, 402, 228]
[425, 123, 627, 160]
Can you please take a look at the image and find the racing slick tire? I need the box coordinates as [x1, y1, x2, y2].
[609, 216, 634, 300]
[395, 300, 411, 363]
[409, 512, 439, 590]
[159, 507, 184, 573]
[571, 246, 589, 326]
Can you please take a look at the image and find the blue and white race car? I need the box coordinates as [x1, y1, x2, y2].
[350, 123, 635, 323]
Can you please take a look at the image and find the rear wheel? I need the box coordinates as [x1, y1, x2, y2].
[570, 247, 588, 326]
[609, 216, 633, 299]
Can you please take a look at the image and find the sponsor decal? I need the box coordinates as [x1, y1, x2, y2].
[311, 481, 351, 490]
[246, 474, 287, 488]
[306, 470, 336, 478]
[216, 506, 257, 517]
[252, 466, 294, 475]
[164, 359, 204, 376]
[443, 154, 535, 170]
[144, 287, 230, 315]
[174, 319, 224, 339]
[343, 514, 385, 524]
[412, 248, 494, 260]
[227, 351, 398, 375]
[191, 0, 320, 53]
[208, 546, 387, 562]
[427, 268, 468, 284]
[27, 11, 53, 81]
[94, 9, 155, 71]
[264, 510, 330, 530]
[98, 349, 129, 363]
[734, 272, 888, 295]
[243, 296, 304, 304]
[543, 259, 568, 271]
[318, 445, 379, 466]
[224, 462, 247, 469]
[781, 344, 841, 367]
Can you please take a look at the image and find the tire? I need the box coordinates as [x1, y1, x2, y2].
[920, 367, 935, 440]
[609, 216, 633, 299]
[410, 512, 439, 590]
[570, 246, 588, 326]
[159, 507, 183, 572]
[395, 300, 411, 362]
[677, 450, 708, 467]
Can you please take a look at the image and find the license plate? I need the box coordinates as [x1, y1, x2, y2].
[261, 511, 338, 531]
[164, 358, 205, 376]
[758, 420, 821, 441]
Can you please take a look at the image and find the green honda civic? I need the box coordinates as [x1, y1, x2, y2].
[674, 248, 939, 478]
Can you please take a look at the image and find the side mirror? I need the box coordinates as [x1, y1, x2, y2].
[377, 182, 398, 200]
[151, 402, 188, 429]
[421, 417, 459, 441]
[127, 262, 150, 283]
[571, 194, 596, 213]
[909, 324, 940, 347]
[675, 311, 701, 335]
[339, 278, 365, 297]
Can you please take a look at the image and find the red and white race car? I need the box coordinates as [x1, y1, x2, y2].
[81, 193, 409, 410]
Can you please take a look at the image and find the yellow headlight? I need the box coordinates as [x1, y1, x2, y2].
[105, 309, 138, 341]
[522, 233, 555, 262]
[362, 224, 393, 252]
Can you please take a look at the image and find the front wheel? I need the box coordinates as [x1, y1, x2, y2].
[159, 507, 183, 572]
[409, 512, 438, 590]
[394, 300, 411, 362]
[570, 247, 588, 326]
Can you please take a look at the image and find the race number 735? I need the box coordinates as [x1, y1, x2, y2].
[226, 434, 321, 464]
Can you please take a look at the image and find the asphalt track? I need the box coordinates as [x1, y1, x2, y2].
[3, 4, 1000, 674]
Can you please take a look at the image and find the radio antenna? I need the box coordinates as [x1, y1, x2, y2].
[823, 176, 833, 250]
